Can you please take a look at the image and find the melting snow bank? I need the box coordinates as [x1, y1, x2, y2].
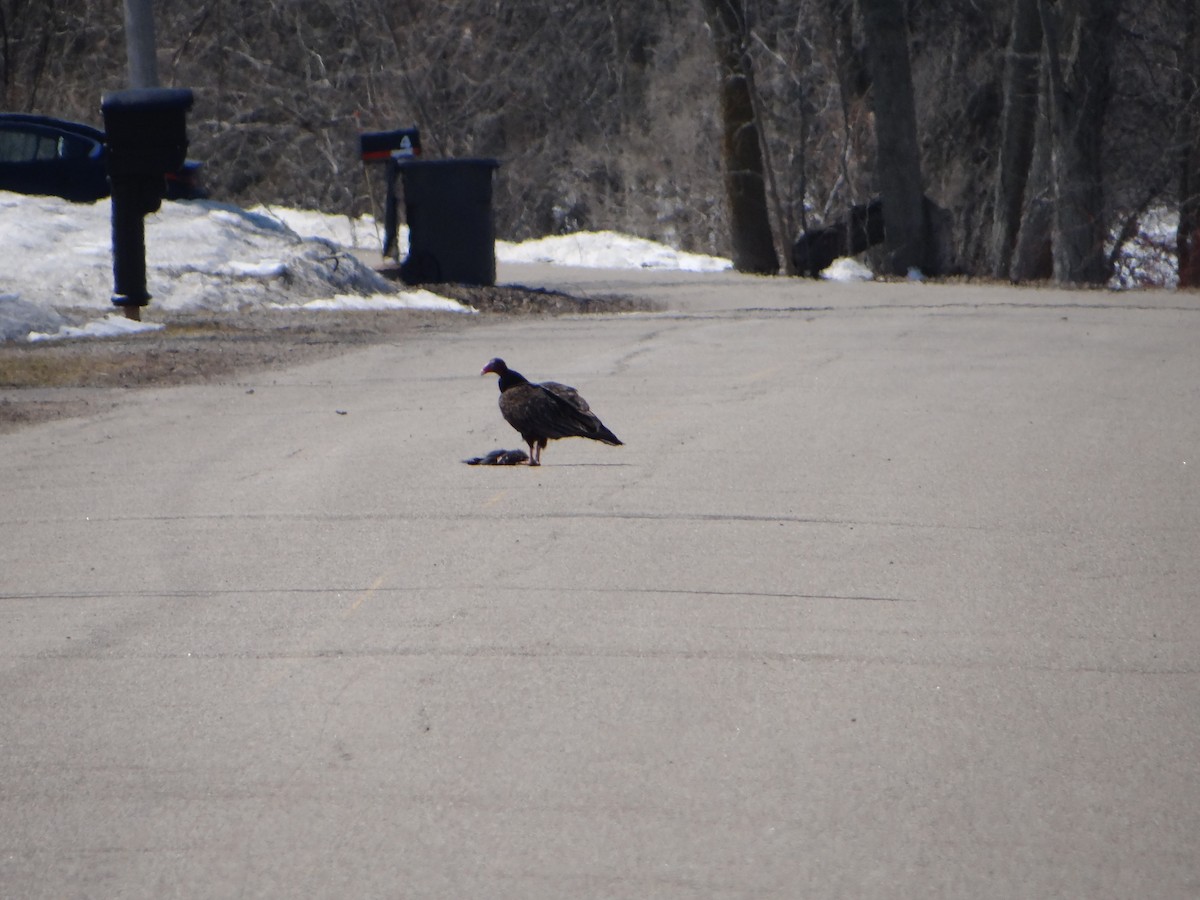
[1, 295, 68, 342]
[248, 205, 387, 252]
[143, 205, 401, 311]
[0, 194, 412, 317]
[2, 194, 735, 339]
[0, 193, 475, 338]
[271, 290, 476, 313]
[3, 295, 166, 343]
[28, 314, 164, 342]
[497, 230, 731, 272]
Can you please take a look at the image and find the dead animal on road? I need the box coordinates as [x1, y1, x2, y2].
[480, 357, 622, 466]
[463, 448, 530, 465]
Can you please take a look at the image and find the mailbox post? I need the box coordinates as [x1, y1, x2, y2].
[100, 88, 193, 320]
[359, 127, 421, 261]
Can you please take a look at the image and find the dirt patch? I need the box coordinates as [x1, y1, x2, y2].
[433, 282, 648, 316]
[0, 283, 651, 433]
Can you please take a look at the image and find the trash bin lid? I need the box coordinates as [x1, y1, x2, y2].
[395, 157, 499, 170]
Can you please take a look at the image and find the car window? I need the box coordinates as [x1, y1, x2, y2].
[56, 133, 92, 159]
[0, 130, 41, 162]
[0, 129, 90, 162]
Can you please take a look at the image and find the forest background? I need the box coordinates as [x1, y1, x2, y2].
[1, 0, 1197, 286]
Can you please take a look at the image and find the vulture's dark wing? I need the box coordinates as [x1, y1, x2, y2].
[538, 381, 622, 444]
[499, 381, 621, 444]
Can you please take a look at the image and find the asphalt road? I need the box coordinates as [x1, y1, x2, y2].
[2, 265, 1198, 898]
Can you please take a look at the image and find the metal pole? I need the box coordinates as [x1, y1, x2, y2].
[110, 182, 151, 321]
[124, 0, 160, 89]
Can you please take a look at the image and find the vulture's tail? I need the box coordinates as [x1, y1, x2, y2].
[593, 423, 622, 446]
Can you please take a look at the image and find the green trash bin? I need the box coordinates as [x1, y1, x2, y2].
[397, 158, 500, 286]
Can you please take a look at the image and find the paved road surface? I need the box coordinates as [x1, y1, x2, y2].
[2, 266, 1198, 898]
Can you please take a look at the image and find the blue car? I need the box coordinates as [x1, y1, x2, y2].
[0, 113, 205, 203]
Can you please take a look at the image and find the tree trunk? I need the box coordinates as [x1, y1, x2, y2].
[990, 0, 1043, 280]
[1038, 0, 1119, 285]
[860, 0, 928, 276]
[1179, 0, 1200, 287]
[1011, 75, 1055, 282]
[699, 0, 779, 274]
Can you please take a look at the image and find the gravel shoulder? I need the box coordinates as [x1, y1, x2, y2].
[0, 283, 650, 433]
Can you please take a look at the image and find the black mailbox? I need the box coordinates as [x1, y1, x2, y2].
[359, 127, 421, 261]
[102, 88, 192, 179]
[359, 127, 420, 163]
[100, 88, 194, 317]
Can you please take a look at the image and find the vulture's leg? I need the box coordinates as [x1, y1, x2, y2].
[527, 439, 540, 466]
[536, 439, 547, 465]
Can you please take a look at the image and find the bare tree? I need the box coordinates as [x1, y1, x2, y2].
[859, 0, 927, 275]
[1179, 0, 1200, 287]
[1010, 75, 1055, 283]
[698, 0, 779, 274]
[990, 0, 1042, 280]
[1038, 0, 1119, 285]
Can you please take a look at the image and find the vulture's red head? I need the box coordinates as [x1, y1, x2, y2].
[481, 358, 508, 377]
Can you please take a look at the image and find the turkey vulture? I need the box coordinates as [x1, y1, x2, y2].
[480, 358, 622, 465]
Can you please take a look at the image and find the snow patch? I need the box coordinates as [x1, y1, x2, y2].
[274, 290, 477, 313]
[821, 258, 874, 282]
[27, 314, 165, 342]
[497, 230, 730, 272]
[1, 294, 68, 342]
